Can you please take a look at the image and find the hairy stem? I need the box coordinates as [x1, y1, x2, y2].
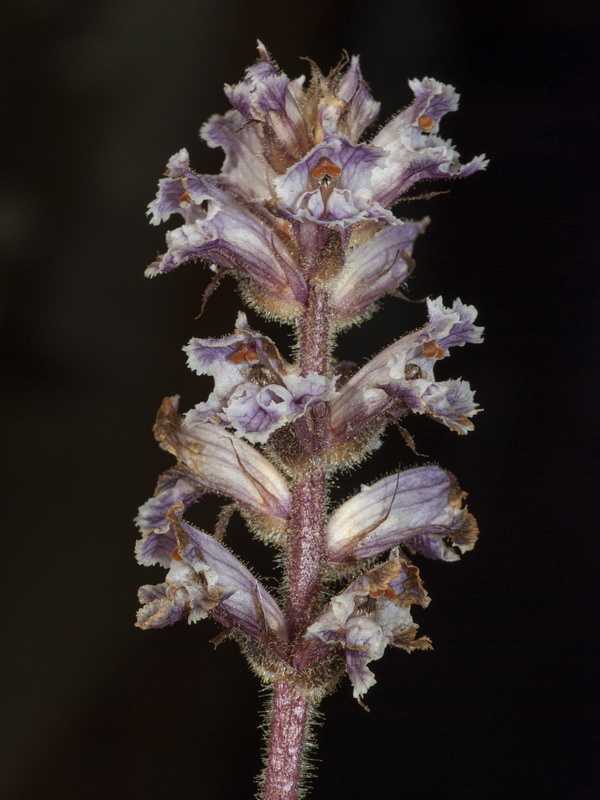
[298, 283, 331, 375]
[286, 466, 327, 641]
[262, 678, 312, 800]
[261, 281, 332, 800]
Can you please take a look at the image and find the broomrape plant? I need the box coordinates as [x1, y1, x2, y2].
[135, 42, 486, 800]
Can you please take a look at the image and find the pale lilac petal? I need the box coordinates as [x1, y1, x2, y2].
[272, 137, 393, 227]
[224, 42, 310, 168]
[183, 313, 335, 443]
[305, 555, 431, 699]
[173, 513, 287, 640]
[153, 396, 291, 529]
[370, 78, 487, 207]
[224, 43, 280, 119]
[344, 617, 386, 698]
[135, 525, 177, 569]
[146, 152, 307, 308]
[373, 78, 460, 151]
[331, 218, 429, 323]
[137, 580, 191, 629]
[336, 56, 381, 141]
[372, 138, 487, 208]
[200, 109, 272, 199]
[427, 296, 483, 349]
[420, 378, 479, 433]
[331, 297, 483, 438]
[136, 508, 287, 643]
[135, 466, 203, 535]
[137, 557, 219, 628]
[326, 465, 478, 562]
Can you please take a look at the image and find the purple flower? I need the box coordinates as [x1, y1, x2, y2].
[305, 553, 431, 700]
[272, 137, 392, 227]
[201, 108, 273, 201]
[331, 297, 483, 439]
[147, 149, 307, 312]
[331, 217, 429, 324]
[136, 505, 287, 649]
[224, 41, 310, 171]
[148, 48, 486, 325]
[135, 466, 204, 535]
[183, 312, 335, 443]
[334, 55, 381, 141]
[370, 77, 488, 207]
[326, 465, 478, 562]
[153, 396, 291, 535]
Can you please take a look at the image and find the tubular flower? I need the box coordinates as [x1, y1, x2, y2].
[136, 505, 288, 650]
[139, 45, 486, 797]
[146, 149, 307, 313]
[331, 297, 483, 440]
[153, 396, 291, 533]
[305, 553, 431, 700]
[183, 312, 335, 443]
[331, 217, 429, 324]
[326, 465, 478, 563]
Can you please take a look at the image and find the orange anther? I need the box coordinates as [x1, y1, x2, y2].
[171, 548, 183, 561]
[310, 157, 342, 182]
[230, 345, 259, 364]
[422, 340, 444, 359]
[418, 114, 435, 132]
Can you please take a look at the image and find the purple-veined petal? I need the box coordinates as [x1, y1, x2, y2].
[183, 312, 335, 443]
[153, 396, 291, 530]
[305, 554, 431, 699]
[370, 78, 487, 207]
[135, 466, 204, 536]
[326, 465, 478, 562]
[272, 137, 393, 228]
[137, 578, 193, 629]
[147, 150, 307, 308]
[335, 56, 381, 141]
[135, 524, 178, 569]
[224, 42, 310, 169]
[331, 297, 483, 438]
[200, 109, 272, 200]
[373, 77, 460, 151]
[331, 217, 429, 323]
[136, 506, 287, 645]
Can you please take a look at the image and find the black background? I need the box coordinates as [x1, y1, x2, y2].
[1, 1, 598, 798]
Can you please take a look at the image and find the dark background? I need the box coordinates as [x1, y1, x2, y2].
[1, 1, 598, 798]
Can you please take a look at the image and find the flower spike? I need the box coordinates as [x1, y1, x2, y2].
[138, 43, 485, 800]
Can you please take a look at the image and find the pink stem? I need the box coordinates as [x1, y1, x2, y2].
[261, 281, 331, 800]
[262, 677, 311, 800]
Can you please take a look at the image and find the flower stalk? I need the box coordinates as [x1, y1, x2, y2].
[136, 42, 486, 799]
[263, 678, 311, 800]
